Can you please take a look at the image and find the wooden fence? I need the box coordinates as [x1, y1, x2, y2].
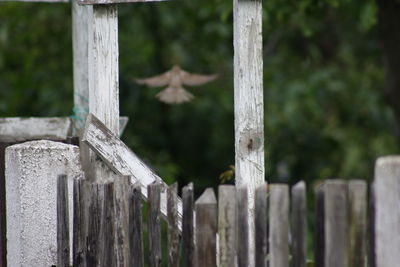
[55, 156, 400, 267]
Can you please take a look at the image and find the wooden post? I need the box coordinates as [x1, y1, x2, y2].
[218, 185, 236, 267]
[182, 183, 195, 267]
[324, 180, 348, 267]
[269, 184, 289, 267]
[314, 184, 325, 267]
[57, 175, 70, 267]
[374, 156, 400, 267]
[195, 188, 217, 267]
[72, 0, 91, 134]
[98, 183, 115, 267]
[291, 181, 307, 267]
[114, 176, 130, 266]
[233, 0, 264, 263]
[86, 183, 103, 266]
[73, 179, 87, 267]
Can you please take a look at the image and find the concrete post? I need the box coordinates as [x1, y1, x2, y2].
[6, 140, 83, 266]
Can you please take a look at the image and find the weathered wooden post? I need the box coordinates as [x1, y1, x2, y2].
[233, 0, 263, 263]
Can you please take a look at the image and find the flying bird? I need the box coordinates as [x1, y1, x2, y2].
[135, 65, 217, 104]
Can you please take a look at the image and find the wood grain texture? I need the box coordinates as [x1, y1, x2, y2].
[72, 0, 91, 134]
[88, 5, 119, 135]
[73, 179, 87, 267]
[57, 175, 70, 267]
[218, 185, 236, 267]
[324, 180, 348, 267]
[195, 188, 217, 267]
[98, 183, 115, 267]
[182, 183, 195, 267]
[374, 156, 400, 267]
[269, 184, 289, 267]
[0, 117, 71, 142]
[148, 182, 162, 267]
[254, 184, 267, 267]
[348, 180, 367, 267]
[82, 113, 182, 229]
[129, 183, 144, 267]
[237, 185, 249, 267]
[113, 176, 130, 266]
[291, 181, 307, 267]
[86, 183, 103, 266]
[233, 0, 263, 263]
[167, 183, 180, 267]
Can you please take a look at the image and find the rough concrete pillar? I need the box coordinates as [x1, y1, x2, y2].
[6, 140, 83, 266]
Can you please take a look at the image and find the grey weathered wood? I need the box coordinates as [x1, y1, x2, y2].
[314, 184, 325, 267]
[0, 0, 67, 2]
[0, 117, 71, 142]
[88, 5, 119, 136]
[98, 182, 115, 267]
[57, 175, 70, 267]
[291, 181, 307, 267]
[148, 182, 162, 267]
[324, 180, 348, 267]
[218, 185, 236, 267]
[369, 183, 376, 267]
[82, 113, 183, 228]
[72, 0, 91, 134]
[237, 185, 249, 267]
[114, 176, 130, 266]
[73, 179, 87, 267]
[348, 180, 367, 267]
[255, 184, 267, 267]
[86, 183, 103, 266]
[182, 183, 195, 267]
[79, 0, 165, 4]
[374, 156, 400, 267]
[233, 0, 264, 262]
[195, 188, 217, 267]
[167, 183, 180, 267]
[129, 183, 144, 267]
[269, 184, 289, 267]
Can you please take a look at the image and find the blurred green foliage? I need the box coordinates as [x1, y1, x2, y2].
[0, 0, 399, 195]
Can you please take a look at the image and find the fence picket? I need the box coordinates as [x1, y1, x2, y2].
[374, 156, 400, 267]
[314, 184, 325, 267]
[195, 188, 217, 267]
[237, 185, 249, 267]
[114, 176, 130, 266]
[57, 174, 70, 267]
[269, 184, 289, 267]
[348, 180, 367, 267]
[291, 181, 307, 267]
[98, 183, 115, 266]
[129, 183, 144, 267]
[167, 183, 180, 267]
[73, 179, 87, 267]
[182, 183, 195, 267]
[324, 180, 348, 267]
[86, 183, 103, 266]
[255, 184, 267, 267]
[148, 182, 162, 267]
[218, 185, 237, 267]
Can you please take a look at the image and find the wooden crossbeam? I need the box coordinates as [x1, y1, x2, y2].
[0, 117, 72, 141]
[82, 113, 183, 229]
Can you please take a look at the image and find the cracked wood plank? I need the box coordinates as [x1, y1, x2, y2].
[82, 113, 182, 230]
[0, 117, 72, 142]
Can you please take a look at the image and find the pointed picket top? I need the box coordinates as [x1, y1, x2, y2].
[196, 188, 217, 205]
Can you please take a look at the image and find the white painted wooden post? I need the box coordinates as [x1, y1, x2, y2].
[233, 0, 263, 263]
[72, 0, 92, 134]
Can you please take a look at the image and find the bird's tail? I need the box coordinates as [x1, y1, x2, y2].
[155, 87, 194, 104]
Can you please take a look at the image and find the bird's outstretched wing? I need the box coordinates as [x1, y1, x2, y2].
[181, 70, 217, 86]
[135, 71, 171, 87]
[156, 87, 194, 104]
